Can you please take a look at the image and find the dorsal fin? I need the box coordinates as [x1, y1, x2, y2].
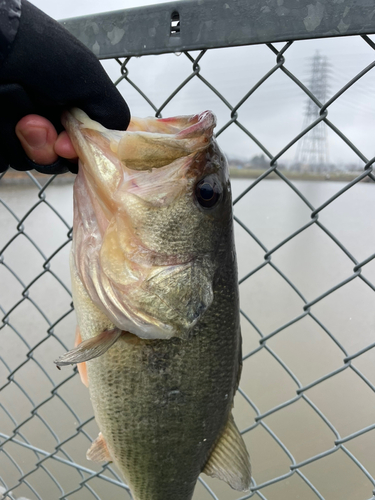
[203, 413, 251, 491]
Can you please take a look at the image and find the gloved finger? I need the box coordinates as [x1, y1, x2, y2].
[2, 1, 130, 133]
[0, 83, 40, 171]
[0, 154, 10, 174]
[33, 157, 77, 175]
[0, 151, 75, 175]
[77, 83, 131, 132]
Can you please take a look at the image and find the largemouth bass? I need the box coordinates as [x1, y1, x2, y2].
[56, 108, 251, 500]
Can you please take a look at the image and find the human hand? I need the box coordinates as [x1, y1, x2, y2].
[16, 115, 78, 167]
[0, 0, 130, 175]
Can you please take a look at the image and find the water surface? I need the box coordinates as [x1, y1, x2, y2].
[0, 177, 374, 500]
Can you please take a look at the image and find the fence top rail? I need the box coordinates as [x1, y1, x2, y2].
[60, 0, 375, 59]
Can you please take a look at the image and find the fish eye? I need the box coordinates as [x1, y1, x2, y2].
[195, 176, 222, 209]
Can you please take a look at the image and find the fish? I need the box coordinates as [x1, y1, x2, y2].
[55, 108, 251, 500]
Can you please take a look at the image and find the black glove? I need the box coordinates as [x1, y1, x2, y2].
[0, 0, 130, 174]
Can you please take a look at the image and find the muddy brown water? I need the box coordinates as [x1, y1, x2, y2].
[0, 177, 374, 500]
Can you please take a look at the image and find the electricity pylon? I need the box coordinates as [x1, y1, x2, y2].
[294, 52, 330, 172]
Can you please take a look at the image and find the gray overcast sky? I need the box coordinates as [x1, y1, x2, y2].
[29, 0, 375, 167]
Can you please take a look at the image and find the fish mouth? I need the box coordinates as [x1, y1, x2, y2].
[63, 108, 216, 172]
[65, 109, 218, 340]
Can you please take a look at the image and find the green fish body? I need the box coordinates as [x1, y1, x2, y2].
[59, 109, 251, 500]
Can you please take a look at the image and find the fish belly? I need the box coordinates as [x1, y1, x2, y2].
[85, 270, 240, 500]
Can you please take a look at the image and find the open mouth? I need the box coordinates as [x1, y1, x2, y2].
[65, 109, 218, 341]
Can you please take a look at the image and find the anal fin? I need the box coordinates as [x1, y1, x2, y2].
[203, 413, 251, 491]
[86, 432, 112, 463]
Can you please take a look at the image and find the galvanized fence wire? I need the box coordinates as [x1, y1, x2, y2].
[0, 26, 375, 500]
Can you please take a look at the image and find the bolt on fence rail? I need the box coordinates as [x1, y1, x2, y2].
[1, 1, 375, 499]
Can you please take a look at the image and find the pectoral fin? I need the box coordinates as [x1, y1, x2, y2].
[86, 432, 112, 463]
[74, 327, 88, 387]
[54, 328, 122, 367]
[203, 413, 251, 491]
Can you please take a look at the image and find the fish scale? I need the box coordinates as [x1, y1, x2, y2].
[87, 259, 240, 500]
[81, 230, 241, 500]
[57, 108, 251, 499]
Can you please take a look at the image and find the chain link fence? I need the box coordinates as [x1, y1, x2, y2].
[1, 2, 375, 500]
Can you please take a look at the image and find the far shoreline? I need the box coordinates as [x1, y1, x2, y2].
[228, 168, 371, 183]
[0, 168, 371, 186]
